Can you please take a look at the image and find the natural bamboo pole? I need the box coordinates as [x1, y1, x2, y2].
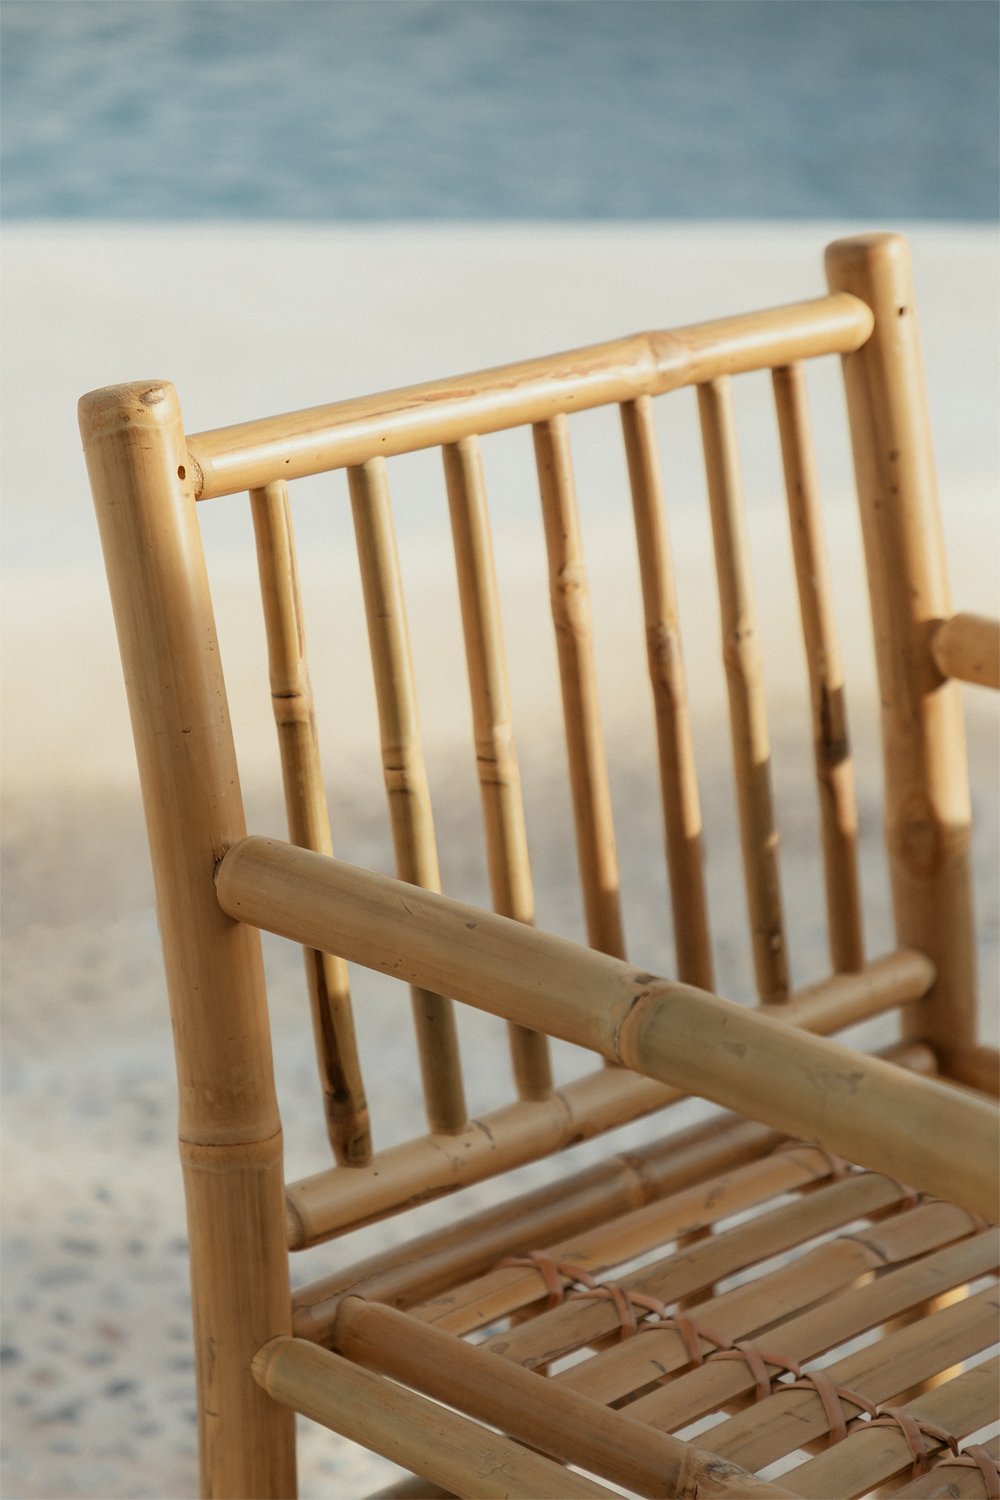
[534, 414, 626, 959]
[932, 611, 1000, 689]
[442, 436, 552, 1099]
[698, 376, 789, 999]
[250, 480, 371, 1165]
[619, 1223, 996, 1427]
[414, 1144, 838, 1338]
[773, 363, 864, 972]
[348, 459, 467, 1134]
[826, 233, 978, 1063]
[187, 294, 874, 498]
[286, 1067, 683, 1249]
[782, 1356, 999, 1498]
[80, 382, 295, 1499]
[331, 1299, 794, 1499]
[290, 1113, 779, 1339]
[214, 836, 997, 1219]
[706, 1297, 998, 1471]
[252, 1337, 615, 1500]
[282, 954, 929, 1250]
[620, 394, 714, 988]
[482, 1171, 911, 1369]
[949, 1043, 1000, 1097]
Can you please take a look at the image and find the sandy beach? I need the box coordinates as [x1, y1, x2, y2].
[2, 223, 997, 1498]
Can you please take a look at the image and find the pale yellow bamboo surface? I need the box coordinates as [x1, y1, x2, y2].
[442, 435, 552, 1099]
[932, 611, 1000, 689]
[252, 1337, 617, 1500]
[331, 1299, 794, 1499]
[564, 1216, 994, 1414]
[186, 294, 875, 498]
[213, 835, 996, 1218]
[773, 362, 864, 973]
[283, 953, 930, 1249]
[621, 394, 714, 988]
[348, 458, 467, 1135]
[534, 414, 625, 959]
[250, 479, 371, 1165]
[80, 383, 296, 1499]
[826, 232, 978, 1062]
[698, 376, 789, 1000]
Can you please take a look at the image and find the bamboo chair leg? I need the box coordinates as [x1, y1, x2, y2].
[826, 233, 977, 1064]
[81, 383, 296, 1499]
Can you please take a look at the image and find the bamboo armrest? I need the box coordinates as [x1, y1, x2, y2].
[216, 836, 998, 1221]
[932, 612, 1000, 689]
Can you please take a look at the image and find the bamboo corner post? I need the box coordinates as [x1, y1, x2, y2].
[79, 383, 296, 1500]
[826, 233, 978, 1065]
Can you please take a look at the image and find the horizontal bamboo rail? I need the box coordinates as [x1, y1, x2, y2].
[186, 295, 874, 498]
[293, 1040, 932, 1338]
[212, 837, 999, 1218]
[932, 611, 1000, 689]
[252, 1337, 616, 1500]
[893, 1437, 1000, 1497]
[331, 1298, 794, 1499]
[292, 1112, 781, 1339]
[281, 947, 931, 1249]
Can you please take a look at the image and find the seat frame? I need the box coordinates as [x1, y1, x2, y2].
[81, 233, 999, 1499]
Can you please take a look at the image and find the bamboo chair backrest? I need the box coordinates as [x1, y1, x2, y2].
[83, 233, 976, 1233]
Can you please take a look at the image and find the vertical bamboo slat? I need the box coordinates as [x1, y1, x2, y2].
[80, 382, 295, 1499]
[533, 415, 626, 959]
[826, 233, 977, 1060]
[348, 459, 467, 1134]
[442, 437, 552, 1099]
[698, 378, 790, 999]
[621, 395, 714, 988]
[250, 481, 371, 1165]
[772, 365, 865, 973]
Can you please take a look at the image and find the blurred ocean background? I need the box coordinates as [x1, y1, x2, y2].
[3, 0, 998, 221]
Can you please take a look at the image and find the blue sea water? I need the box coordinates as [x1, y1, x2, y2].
[2, 0, 997, 221]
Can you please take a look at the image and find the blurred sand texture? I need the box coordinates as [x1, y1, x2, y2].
[2, 224, 997, 1498]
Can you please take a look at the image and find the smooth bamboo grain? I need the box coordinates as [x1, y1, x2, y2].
[534, 414, 626, 959]
[286, 1067, 685, 1248]
[773, 362, 864, 972]
[291, 1112, 780, 1340]
[932, 611, 1000, 689]
[827, 233, 978, 1061]
[893, 1437, 1000, 1497]
[281, 945, 931, 1248]
[704, 1296, 999, 1472]
[348, 459, 467, 1135]
[481, 1171, 914, 1369]
[187, 295, 874, 498]
[250, 480, 371, 1165]
[332, 1298, 794, 1499]
[80, 382, 295, 1499]
[950, 1043, 1000, 1097]
[442, 437, 552, 1099]
[620, 395, 714, 988]
[413, 1144, 840, 1338]
[698, 376, 789, 999]
[620, 1222, 996, 1427]
[214, 835, 996, 1219]
[252, 1337, 615, 1500]
[785, 1356, 1000, 1499]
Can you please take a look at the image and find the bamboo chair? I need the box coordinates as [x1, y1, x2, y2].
[82, 233, 1000, 1499]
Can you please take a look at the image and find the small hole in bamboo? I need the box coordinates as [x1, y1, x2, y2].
[177, 465, 186, 480]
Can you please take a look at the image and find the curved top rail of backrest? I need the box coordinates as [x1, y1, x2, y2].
[187, 293, 874, 500]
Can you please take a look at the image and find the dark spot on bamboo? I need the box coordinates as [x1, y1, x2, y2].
[177, 465, 186, 480]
